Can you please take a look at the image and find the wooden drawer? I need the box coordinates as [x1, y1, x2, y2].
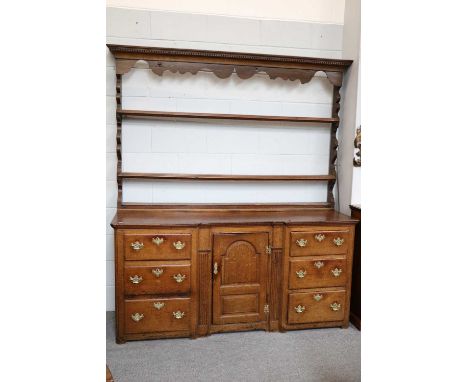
[124, 261, 191, 296]
[124, 297, 191, 334]
[290, 229, 350, 256]
[124, 232, 191, 261]
[288, 257, 347, 289]
[288, 290, 346, 324]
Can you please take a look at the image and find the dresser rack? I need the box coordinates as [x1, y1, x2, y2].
[108, 44, 352, 210]
[108, 44, 357, 343]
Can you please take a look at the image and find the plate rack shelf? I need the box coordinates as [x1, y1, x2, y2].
[107, 44, 352, 211]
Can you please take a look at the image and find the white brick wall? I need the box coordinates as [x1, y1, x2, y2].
[107, 8, 343, 58]
[106, 0, 346, 24]
[125, 181, 328, 204]
[106, 7, 344, 310]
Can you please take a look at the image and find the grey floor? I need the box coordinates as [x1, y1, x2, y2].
[106, 312, 360, 382]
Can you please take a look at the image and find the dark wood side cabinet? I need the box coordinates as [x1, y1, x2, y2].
[349, 205, 361, 330]
[107, 45, 356, 342]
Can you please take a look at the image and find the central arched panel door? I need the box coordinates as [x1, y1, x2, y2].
[212, 232, 269, 325]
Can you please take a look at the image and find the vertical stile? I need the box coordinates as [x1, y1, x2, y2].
[116, 73, 122, 207]
[327, 84, 342, 207]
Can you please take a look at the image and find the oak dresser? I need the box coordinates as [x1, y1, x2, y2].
[108, 45, 357, 343]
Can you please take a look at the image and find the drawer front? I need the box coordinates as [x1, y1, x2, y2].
[288, 290, 346, 324]
[124, 233, 192, 261]
[288, 257, 347, 289]
[290, 229, 350, 256]
[124, 261, 191, 296]
[125, 297, 191, 334]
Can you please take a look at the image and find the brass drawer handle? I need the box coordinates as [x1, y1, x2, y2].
[330, 302, 341, 311]
[296, 238, 308, 247]
[294, 305, 306, 313]
[152, 268, 164, 277]
[313, 294, 323, 301]
[333, 237, 345, 246]
[314, 261, 324, 269]
[152, 237, 164, 246]
[331, 267, 342, 277]
[315, 234, 326, 242]
[130, 241, 144, 251]
[129, 275, 143, 284]
[131, 313, 144, 322]
[153, 302, 165, 310]
[173, 273, 186, 283]
[296, 269, 307, 278]
[173, 311, 185, 319]
[173, 241, 186, 250]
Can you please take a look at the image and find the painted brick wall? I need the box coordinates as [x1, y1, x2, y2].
[106, 7, 344, 310]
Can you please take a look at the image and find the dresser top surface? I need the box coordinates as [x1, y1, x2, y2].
[111, 209, 358, 228]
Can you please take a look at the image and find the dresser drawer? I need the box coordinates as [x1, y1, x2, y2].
[124, 261, 191, 296]
[288, 290, 346, 324]
[124, 233, 191, 260]
[290, 229, 350, 256]
[288, 257, 347, 289]
[124, 297, 191, 334]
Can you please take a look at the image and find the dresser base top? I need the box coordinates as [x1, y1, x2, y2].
[111, 208, 358, 228]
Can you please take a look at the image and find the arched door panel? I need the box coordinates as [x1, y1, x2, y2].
[212, 232, 269, 325]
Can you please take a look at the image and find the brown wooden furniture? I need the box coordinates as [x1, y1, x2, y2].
[108, 44, 356, 343]
[106, 365, 114, 382]
[349, 204, 361, 329]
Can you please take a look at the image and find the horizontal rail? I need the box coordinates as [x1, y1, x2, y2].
[117, 109, 338, 124]
[119, 172, 335, 181]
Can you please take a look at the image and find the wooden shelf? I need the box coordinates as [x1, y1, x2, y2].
[119, 172, 335, 181]
[119, 202, 333, 210]
[117, 109, 338, 124]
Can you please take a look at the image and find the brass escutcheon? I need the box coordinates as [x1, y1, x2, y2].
[296, 269, 307, 278]
[173, 311, 185, 319]
[129, 275, 142, 284]
[296, 238, 308, 247]
[294, 305, 306, 313]
[152, 268, 164, 277]
[130, 241, 144, 251]
[330, 302, 341, 311]
[173, 273, 186, 283]
[331, 267, 342, 277]
[152, 237, 164, 246]
[173, 241, 186, 250]
[315, 234, 326, 242]
[333, 237, 345, 246]
[131, 313, 144, 322]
